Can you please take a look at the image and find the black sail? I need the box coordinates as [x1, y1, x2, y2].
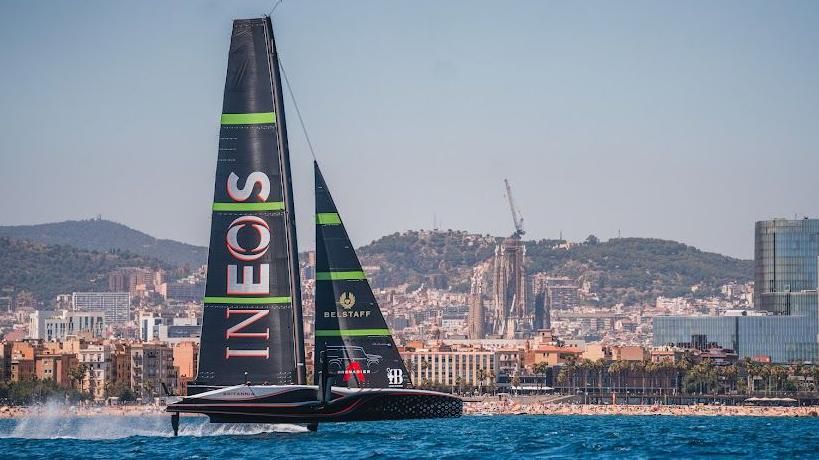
[314, 162, 411, 389]
[195, 18, 304, 388]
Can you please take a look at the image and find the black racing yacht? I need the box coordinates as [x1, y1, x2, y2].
[166, 16, 461, 434]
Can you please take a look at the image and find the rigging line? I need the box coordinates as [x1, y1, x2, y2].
[267, 0, 284, 17]
[279, 58, 318, 161]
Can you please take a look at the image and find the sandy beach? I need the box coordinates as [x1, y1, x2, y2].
[463, 399, 819, 417]
[2, 400, 818, 419]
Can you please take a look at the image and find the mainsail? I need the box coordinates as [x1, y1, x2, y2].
[195, 17, 305, 388]
[313, 162, 411, 389]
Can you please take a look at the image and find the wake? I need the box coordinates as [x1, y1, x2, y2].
[2, 403, 307, 439]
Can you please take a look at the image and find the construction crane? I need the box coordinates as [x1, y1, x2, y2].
[504, 179, 525, 239]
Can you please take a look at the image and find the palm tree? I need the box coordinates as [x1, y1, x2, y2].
[405, 358, 417, 383]
[420, 357, 431, 384]
[719, 364, 738, 394]
[476, 368, 487, 394]
[510, 374, 521, 396]
[594, 359, 607, 397]
[487, 371, 497, 395]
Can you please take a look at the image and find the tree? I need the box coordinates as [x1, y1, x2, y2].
[510, 374, 521, 395]
[476, 368, 487, 394]
[68, 364, 88, 392]
[584, 235, 600, 245]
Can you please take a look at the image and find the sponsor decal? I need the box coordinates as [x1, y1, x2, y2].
[387, 368, 404, 386]
[337, 292, 356, 310]
[221, 171, 274, 359]
[324, 291, 371, 318]
[343, 361, 368, 383]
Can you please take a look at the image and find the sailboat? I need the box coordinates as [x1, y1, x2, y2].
[166, 17, 462, 434]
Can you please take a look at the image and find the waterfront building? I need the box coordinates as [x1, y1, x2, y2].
[173, 341, 199, 395]
[610, 345, 649, 362]
[654, 218, 819, 362]
[0, 342, 11, 381]
[72, 292, 130, 324]
[129, 342, 177, 400]
[525, 344, 583, 367]
[28, 310, 105, 341]
[109, 342, 131, 390]
[77, 343, 110, 400]
[402, 349, 496, 388]
[33, 351, 76, 387]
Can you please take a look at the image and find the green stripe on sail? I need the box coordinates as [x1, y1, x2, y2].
[314, 329, 391, 337]
[204, 296, 291, 304]
[220, 112, 276, 125]
[212, 202, 285, 212]
[315, 213, 341, 225]
[316, 271, 366, 281]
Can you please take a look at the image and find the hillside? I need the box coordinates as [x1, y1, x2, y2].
[0, 237, 167, 302]
[0, 219, 207, 268]
[357, 230, 753, 304]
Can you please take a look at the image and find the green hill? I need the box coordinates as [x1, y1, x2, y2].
[0, 219, 207, 268]
[357, 230, 753, 304]
[0, 237, 167, 303]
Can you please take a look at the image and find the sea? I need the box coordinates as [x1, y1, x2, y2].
[2, 413, 819, 459]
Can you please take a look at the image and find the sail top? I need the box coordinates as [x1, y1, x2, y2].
[314, 161, 411, 389]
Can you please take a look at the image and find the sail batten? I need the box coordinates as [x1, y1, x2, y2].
[313, 162, 412, 389]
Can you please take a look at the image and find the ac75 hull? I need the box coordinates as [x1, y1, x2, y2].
[167, 384, 462, 424]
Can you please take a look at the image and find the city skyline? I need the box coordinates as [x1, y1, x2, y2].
[2, 1, 819, 259]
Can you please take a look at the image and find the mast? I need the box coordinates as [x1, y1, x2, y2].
[264, 16, 306, 385]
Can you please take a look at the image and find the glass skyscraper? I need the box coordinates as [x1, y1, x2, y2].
[654, 218, 819, 363]
[755, 219, 819, 316]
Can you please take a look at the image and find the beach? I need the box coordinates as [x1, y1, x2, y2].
[463, 399, 819, 417]
[3, 400, 818, 419]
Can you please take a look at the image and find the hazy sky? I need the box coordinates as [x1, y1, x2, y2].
[1, 1, 817, 259]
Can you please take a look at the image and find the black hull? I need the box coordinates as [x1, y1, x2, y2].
[167, 386, 462, 424]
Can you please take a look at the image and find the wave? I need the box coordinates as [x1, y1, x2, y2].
[2, 403, 307, 439]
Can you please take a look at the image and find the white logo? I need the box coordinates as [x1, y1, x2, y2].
[387, 368, 404, 386]
[226, 215, 270, 262]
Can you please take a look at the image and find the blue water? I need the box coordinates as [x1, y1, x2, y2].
[2, 414, 819, 459]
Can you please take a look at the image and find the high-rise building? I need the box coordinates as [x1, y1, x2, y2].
[28, 310, 105, 341]
[130, 342, 177, 399]
[654, 218, 819, 362]
[163, 281, 206, 302]
[108, 267, 164, 297]
[468, 266, 486, 339]
[72, 292, 130, 324]
[532, 275, 579, 311]
[754, 219, 819, 315]
[491, 239, 532, 338]
[138, 312, 163, 342]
